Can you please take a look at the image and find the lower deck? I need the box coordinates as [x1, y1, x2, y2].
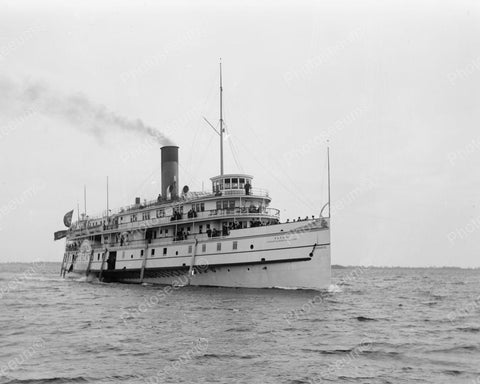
[62, 218, 331, 290]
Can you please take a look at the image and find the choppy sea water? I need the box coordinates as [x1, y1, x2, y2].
[0, 263, 479, 384]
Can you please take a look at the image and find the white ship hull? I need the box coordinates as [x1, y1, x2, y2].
[64, 219, 331, 290]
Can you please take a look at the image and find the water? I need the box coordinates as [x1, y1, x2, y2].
[1, 263, 479, 384]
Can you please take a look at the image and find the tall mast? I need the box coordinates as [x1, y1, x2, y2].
[327, 146, 331, 217]
[219, 59, 224, 175]
[84, 185, 87, 218]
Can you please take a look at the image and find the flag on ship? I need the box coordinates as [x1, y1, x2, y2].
[63, 210, 74, 227]
[54, 230, 67, 240]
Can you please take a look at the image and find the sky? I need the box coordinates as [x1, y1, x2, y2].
[0, 0, 479, 267]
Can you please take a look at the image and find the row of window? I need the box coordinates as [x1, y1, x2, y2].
[216, 200, 236, 210]
[193, 203, 205, 212]
[127, 204, 205, 223]
[96, 240, 244, 261]
[213, 178, 251, 191]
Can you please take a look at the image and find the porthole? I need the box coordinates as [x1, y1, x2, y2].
[250, 244, 254, 250]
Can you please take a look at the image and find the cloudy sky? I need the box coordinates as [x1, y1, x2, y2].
[0, 0, 479, 267]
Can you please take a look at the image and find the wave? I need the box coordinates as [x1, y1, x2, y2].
[4, 377, 89, 384]
[430, 345, 480, 353]
[301, 348, 353, 355]
[195, 353, 258, 360]
[442, 370, 463, 376]
[225, 327, 251, 332]
[356, 316, 377, 321]
[327, 284, 342, 293]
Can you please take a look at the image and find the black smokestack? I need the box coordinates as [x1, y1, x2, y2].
[161, 146, 179, 199]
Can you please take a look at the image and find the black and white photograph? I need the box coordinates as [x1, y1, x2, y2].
[0, 0, 479, 383]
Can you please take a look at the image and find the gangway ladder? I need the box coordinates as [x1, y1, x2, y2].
[60, 253, 67, 277]
[139, 245, 149, 283]
[85, 249, 94, 277]
[98, 249, 107, 282]
[187, 238, 199, 285]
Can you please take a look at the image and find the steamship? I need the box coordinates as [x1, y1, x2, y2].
[56, 66, 331, 290]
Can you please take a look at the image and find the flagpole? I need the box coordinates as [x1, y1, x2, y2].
[106, 176, 109, 221]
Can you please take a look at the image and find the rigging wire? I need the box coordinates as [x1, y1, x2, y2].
[223, 121, 244, 173]
[232, 110, 318, 211]
[233, 135, 317, 212]
[222, 100, 245, 173]
[187, 132, 215, 187]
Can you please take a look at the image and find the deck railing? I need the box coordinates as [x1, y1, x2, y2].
[68, 207, 280, 238]
[70, 189, 270, 225]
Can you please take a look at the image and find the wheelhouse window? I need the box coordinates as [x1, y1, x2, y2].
[224, 178, 231, 189]
[232, 178, 238, 189]
[239, 178, 245, 189]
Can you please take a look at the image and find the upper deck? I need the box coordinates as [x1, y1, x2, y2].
[66, 173, 278, 240]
